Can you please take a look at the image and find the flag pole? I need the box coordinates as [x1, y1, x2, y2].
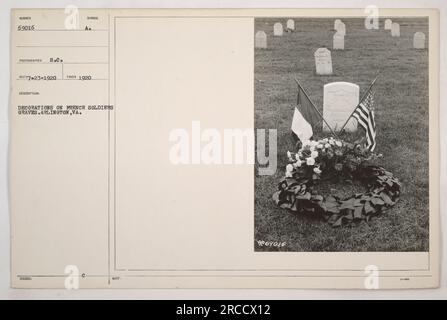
[339, 72, 380, 132]
[293, 78, 339, 139]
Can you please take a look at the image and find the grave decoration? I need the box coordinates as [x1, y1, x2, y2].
[274, 76, 401, 227]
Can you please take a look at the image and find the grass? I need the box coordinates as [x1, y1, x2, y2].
[254, 18, 429, 252]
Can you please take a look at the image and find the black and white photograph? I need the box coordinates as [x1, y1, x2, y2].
[2, 3, 443, 295]
[254, 17, 429, 252]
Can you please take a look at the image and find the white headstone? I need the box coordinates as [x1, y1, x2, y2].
[391, 23, 400, 37]
[323, 82, 360, 132]
[334, 19, 342, 30]
[333, 32, 344, 50]
[335, 21, 346, 36]
[286, 19, 295, 31]
[384, 19, 392, 30]
[255, 31, 267, 49]
[314, 48, 333, 76]
[413, 32, 425, 49]
[273, 22, 283, 36]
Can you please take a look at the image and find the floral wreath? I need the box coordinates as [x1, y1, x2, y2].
[273, 137, 401, 227]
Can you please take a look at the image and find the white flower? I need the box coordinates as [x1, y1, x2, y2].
[325, 143, 331, 148]
[317, 144, 323, 149]
[311, 151, 318, 158]
[306, 157, 315, 166]
[286, 164, 294, 172]
[335, 140, 342, 147]
[295, 153, 301, 161]
[322, 138, 329, 143]
[313, 167, 322, 174]
[287, 151, 292, 158]
[310, 140, 318, 147]
[285, 171, 293, 178]
[329, 140, 335, 145]
[310, 146, 315, 152]
[293, 160, 302, 168]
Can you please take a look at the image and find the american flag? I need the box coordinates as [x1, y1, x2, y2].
[352, 87, 376, 151]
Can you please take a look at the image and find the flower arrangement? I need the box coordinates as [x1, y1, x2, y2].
[273, 137, 401, 227]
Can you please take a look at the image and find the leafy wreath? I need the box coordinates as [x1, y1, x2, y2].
[273, 137, 401, 227]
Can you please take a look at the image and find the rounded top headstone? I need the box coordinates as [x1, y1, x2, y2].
[413, 32, 426, 49]
[384, 19, 392, 30]
[391, 22, 400, 37]
[286, 19, 295, 30]
[323, 82, 360, 132]
[414, 31, 425, 38]
[255, 31, 267, 48]
[273, 22, 283, 36]
[314, 48, 333, 75]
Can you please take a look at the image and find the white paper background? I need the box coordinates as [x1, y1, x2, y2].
[0, 0, 445, 299]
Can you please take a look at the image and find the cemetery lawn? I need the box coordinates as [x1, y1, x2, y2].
[254, 18, 429, 252]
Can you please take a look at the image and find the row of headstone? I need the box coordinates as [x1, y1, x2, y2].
[320, 19, 427, 133]
[386, 19, 426, 49]
[256, 19, 426, 135]
[383, 19, 401, 37]
[318, 19, 427, 133]
[274, 19, 295, 36]
[258, 19, 425, 66]
[255, 19, 296, 48]
[258, 19, 425, 50]
[274, 19, 296, 36]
